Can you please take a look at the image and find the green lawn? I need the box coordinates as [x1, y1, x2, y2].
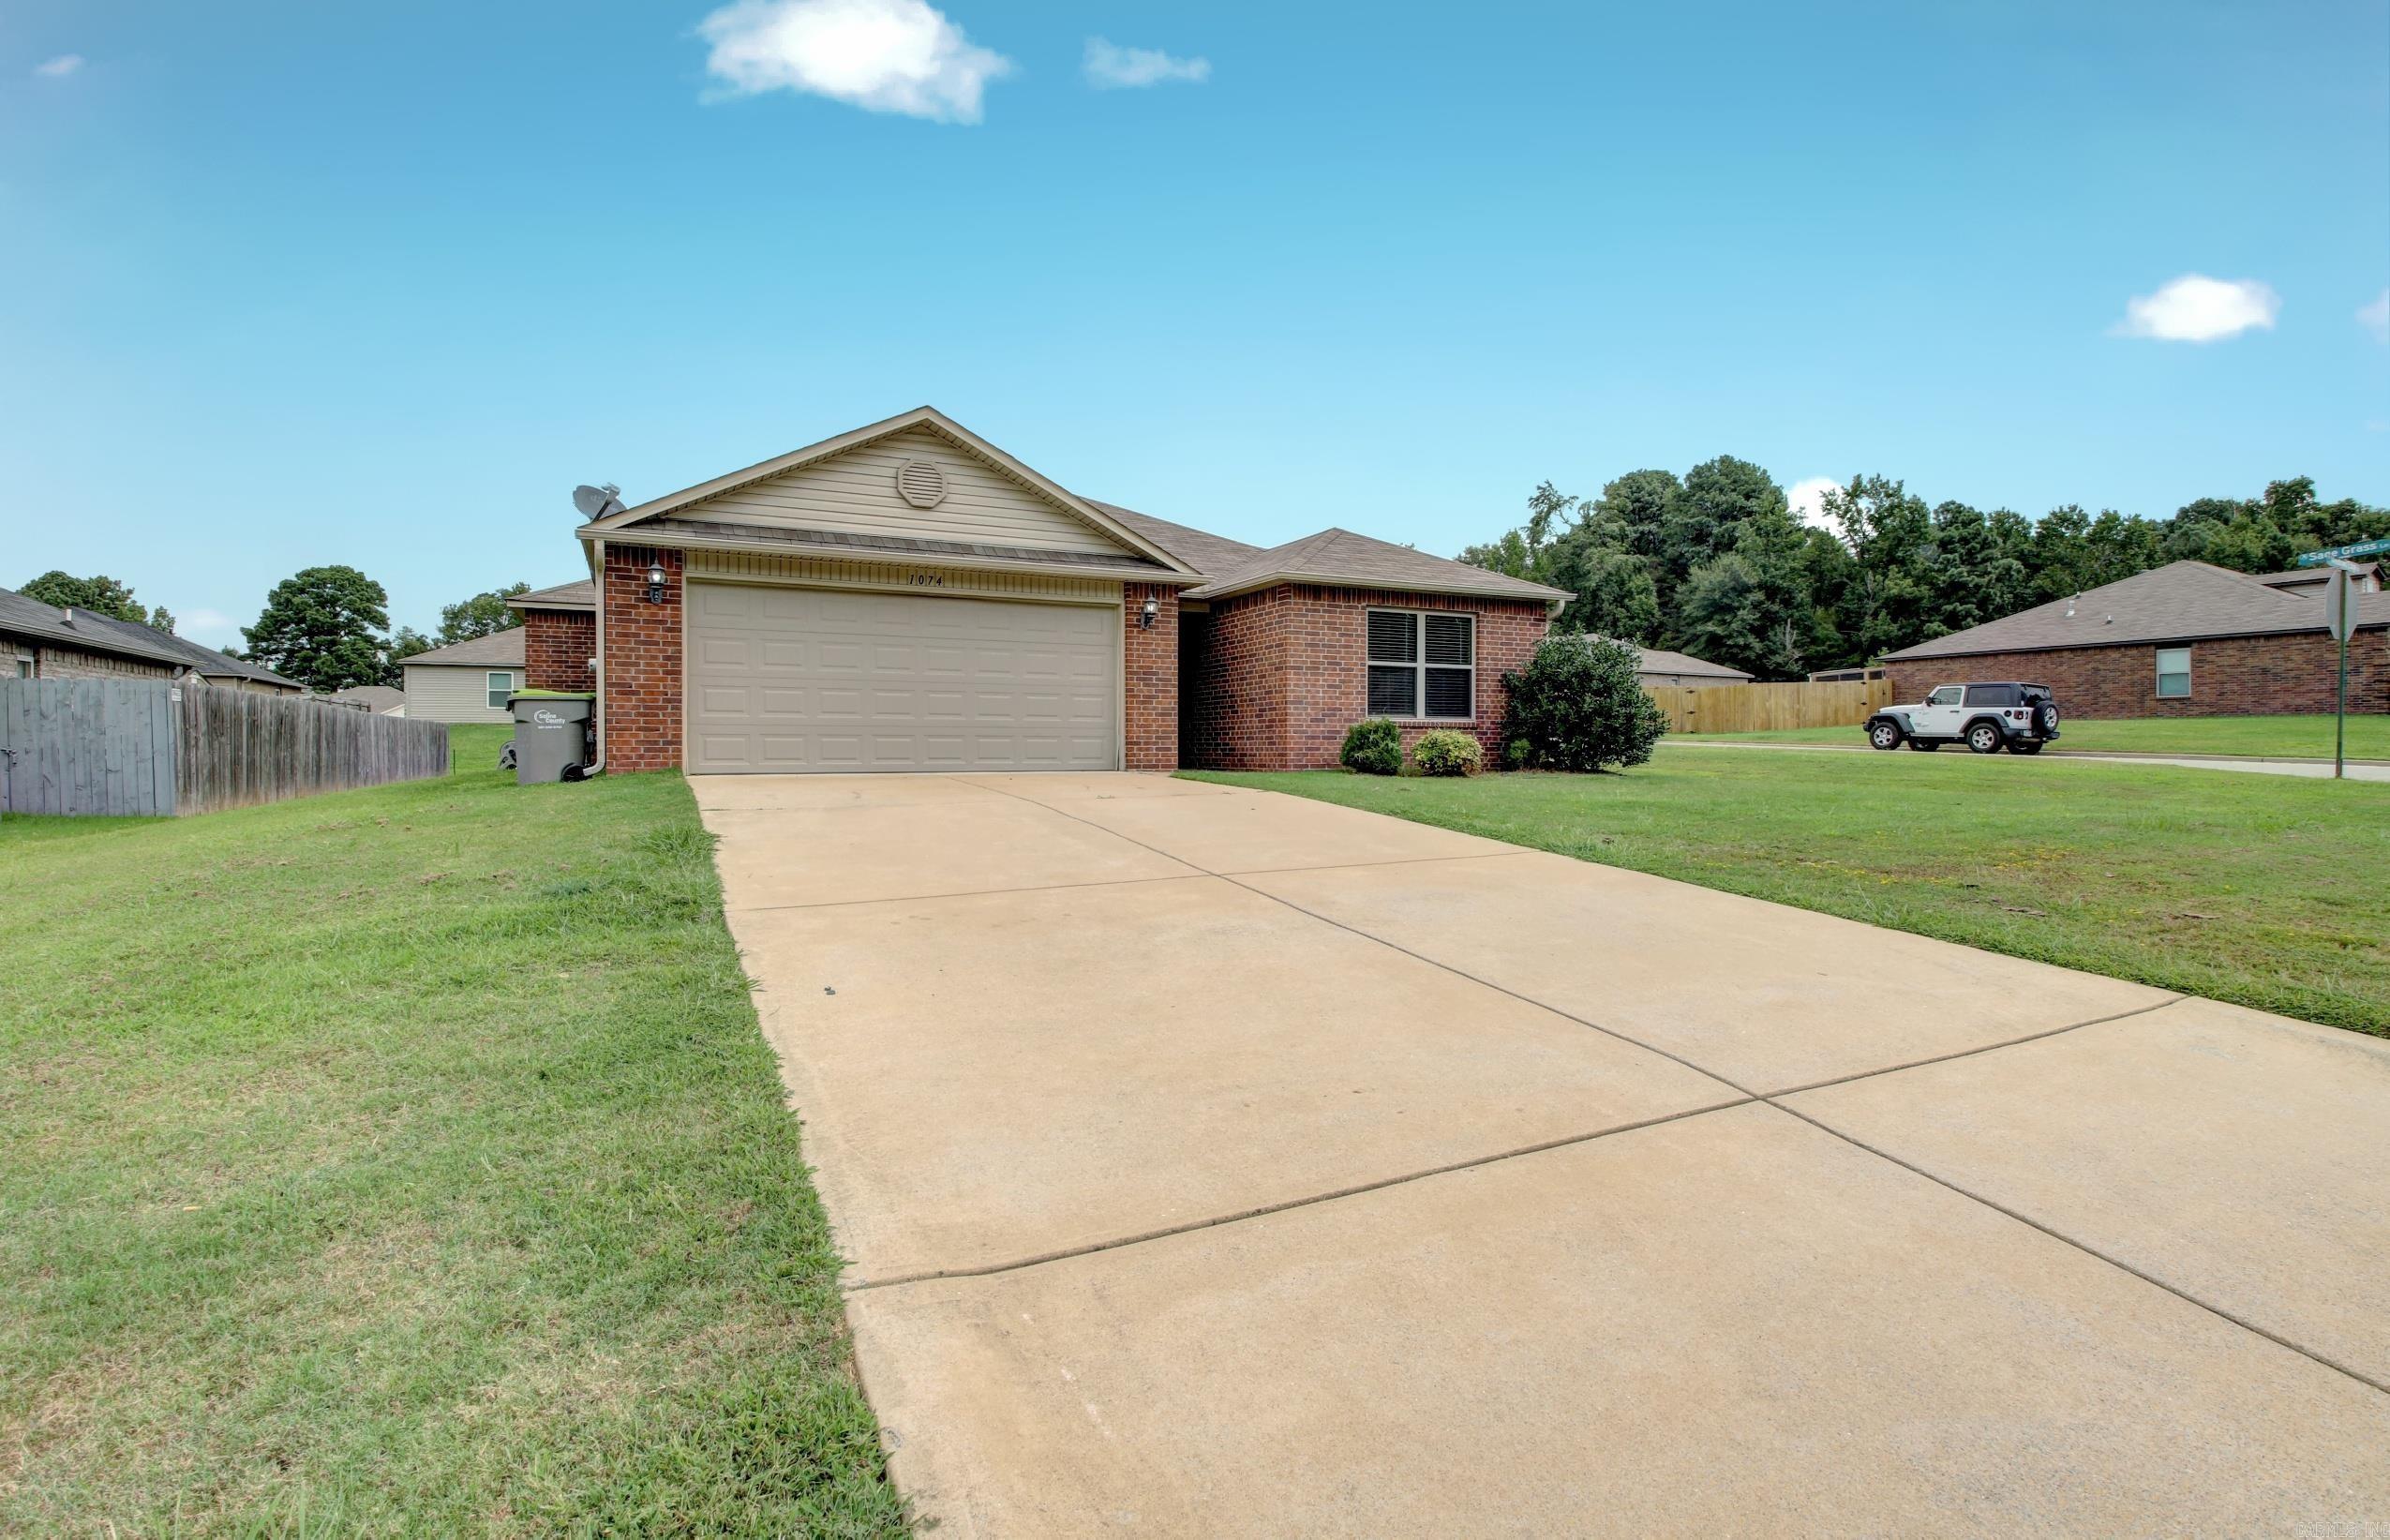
[1185, 753, 2390, 1037]
[1680, 712, 2390, 759]
[0, 725, 905, 1535]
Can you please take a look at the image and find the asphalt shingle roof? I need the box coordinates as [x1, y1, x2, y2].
[1883, 560, 2390, 662]
[1627, 644, 1752, 680]
[1177, 527, 1568, 604]
[400, 628, 527, 667]
[0, 585, 201, 670]
[70, 610, 302, 688]
[506, 579, 596, 610]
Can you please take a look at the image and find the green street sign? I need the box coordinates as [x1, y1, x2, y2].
[2293, 538, 2390, 567]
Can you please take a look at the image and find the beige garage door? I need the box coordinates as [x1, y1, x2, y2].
[685, 582, 1118, 773]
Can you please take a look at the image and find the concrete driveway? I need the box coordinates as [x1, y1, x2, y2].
[695, 772, 2390, 1536]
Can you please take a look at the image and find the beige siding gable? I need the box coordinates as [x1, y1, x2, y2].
[404, 664, 521, 724]
[690, 426, 1137, 558]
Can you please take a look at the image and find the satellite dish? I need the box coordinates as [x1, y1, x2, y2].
[573, 483, 626, 521]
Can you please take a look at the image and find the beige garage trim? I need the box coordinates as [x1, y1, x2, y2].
[684, 581, 1120, 774]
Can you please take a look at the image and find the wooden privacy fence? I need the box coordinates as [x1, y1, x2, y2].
[1645, 676, 1895, 735]
[0, 679, 450, 816]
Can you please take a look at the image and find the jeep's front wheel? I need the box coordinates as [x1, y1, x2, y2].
[1966, 722, 2005, 755]
[1868, 721, 1903, 751]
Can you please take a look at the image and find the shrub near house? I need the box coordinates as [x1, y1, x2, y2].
[1501, 635, 1669, 771]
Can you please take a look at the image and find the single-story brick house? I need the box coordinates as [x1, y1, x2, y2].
[1882, 560, 2389, 717]
[520, 407, 1566, 774]
[1, 584, 301, 692]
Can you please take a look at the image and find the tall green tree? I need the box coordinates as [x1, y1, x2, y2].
[436, 582, 530, 645]
[1676, 504, 1818, 679]
[243, 565, 392, 692]
[19, 571, 171, 629]
[1827, 475, 1935, 661]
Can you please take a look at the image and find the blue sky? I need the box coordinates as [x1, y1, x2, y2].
[4, 0, 2384, 645]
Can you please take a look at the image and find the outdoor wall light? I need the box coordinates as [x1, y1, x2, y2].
[1140, 596, 1158, 629]
[645, 563, 667, 604]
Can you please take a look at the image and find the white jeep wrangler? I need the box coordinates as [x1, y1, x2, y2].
[1866, 682, 2060, 755]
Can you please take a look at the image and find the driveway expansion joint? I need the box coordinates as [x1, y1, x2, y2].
[942, 778, 2387, 1400]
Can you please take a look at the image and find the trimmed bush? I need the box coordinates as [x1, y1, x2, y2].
[1412, 728, 1483, 777]
[1499, 635, 1668, 772]
[1502, 738, 1534, 770]
[1339, 717, 1403, 776]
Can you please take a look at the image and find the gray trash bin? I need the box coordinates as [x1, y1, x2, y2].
[507, 693, 594, 785]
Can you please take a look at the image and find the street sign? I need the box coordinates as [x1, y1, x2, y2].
[2323, 567, 2357, 642]
[2293, 537, 2390, 568]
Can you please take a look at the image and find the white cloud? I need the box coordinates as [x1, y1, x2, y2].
[1788, 476, 1842, 531]
[698, 0, 1010, 124]
[2358, 288, 2389, 344]
[33, 53, 83, 78]
[2114, 274, 2279, 342]
[181, 607, 241, 646]
[1083, 37, 1210, 89]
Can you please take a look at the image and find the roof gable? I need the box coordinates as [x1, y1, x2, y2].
[579, 407, 1199, 576]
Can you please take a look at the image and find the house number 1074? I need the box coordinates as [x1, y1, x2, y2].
[906, 573, 946, 587]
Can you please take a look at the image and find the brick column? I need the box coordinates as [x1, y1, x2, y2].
[1123, 582, 1180, 771]
[602, 546, 683, 772]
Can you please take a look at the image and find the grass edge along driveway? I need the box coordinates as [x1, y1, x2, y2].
[1681, 712, 2390, 760]
[0, 725, 907, 1537]
[1184, 751, 2388, 1038]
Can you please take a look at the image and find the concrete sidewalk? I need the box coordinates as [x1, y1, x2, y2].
[1662, 737, 2390, 781]
[697, 772, 2390, 1535]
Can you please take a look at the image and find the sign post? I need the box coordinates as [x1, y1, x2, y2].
[2321, 561, 2360, 780]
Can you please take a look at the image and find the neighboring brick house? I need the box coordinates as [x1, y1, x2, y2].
[1, 584, 189, 682]
[546, 406, 1565, 775]
[1883, 561, 2390, 718]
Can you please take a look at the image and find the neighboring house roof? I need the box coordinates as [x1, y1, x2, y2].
[1883, 561, 2390, 662]
[0, 585, 195, 669]
[579, 405, 1203, 579]
[1180, 527, 1569, 604]
[1627, 644, 1753, 681]
[2252, 562, 2379, 592]
[401, 628, 527, 667]
[69, 609, 303, 689]
[506, 579, 595, 612]
[325, 684, 405, 713]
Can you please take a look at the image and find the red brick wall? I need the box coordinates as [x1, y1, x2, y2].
[1184, 584, 1552, 770]
[1887, 629, 2389, 720]
[524, 609, 595, 693]
[601, 546, 682, 771]
[1122, 582, 1180, 771]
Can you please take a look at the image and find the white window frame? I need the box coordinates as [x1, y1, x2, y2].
[2155, 647, 2191, 699]
[486, 670, 515, 710]
[1366, 608, 1475, 722]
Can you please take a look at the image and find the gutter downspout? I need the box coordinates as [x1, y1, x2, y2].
[567, 534, 607, 779]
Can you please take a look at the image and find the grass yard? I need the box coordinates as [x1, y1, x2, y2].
[1681, 712, 2390, 760]
[0, 725, 905, 1536]
[1185, 751, 2390, 1037]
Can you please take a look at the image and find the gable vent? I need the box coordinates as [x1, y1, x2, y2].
[895, 459, 948, 509]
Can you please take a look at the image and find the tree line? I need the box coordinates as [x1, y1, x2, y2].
[1457, 466, 2390, 680]
[15, 565, 532, 693]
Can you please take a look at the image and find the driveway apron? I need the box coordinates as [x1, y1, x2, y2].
[695, 772, 2390, 1536]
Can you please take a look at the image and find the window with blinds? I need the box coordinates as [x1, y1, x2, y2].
[1365, 610, 1473, 721]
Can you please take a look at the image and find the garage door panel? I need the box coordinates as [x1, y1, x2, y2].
[689, 582, 1117, 773]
